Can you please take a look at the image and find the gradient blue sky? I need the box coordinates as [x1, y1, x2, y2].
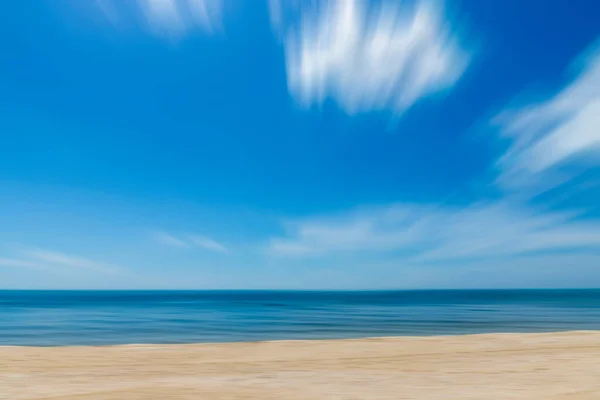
[1, 0, 600, 289]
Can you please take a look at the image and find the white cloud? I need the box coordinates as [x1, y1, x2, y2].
[0, 250, 124, 275]
[494, 44, 600, 191]
[98, 0, 222, 37]
[153, 231, 229, 253]
[25, 249, 124, 274]
[189, 235, 230, 254]
[268, 205, 424, 256]
[275, 0, 470, 113]
[143, 0, 184, 32]
[143, 0, 221, 35]
[153, 231, 190, 247]
[266, 202, 600, 262]
[0, 258, 51, 271]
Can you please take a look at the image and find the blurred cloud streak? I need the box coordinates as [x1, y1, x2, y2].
[0, 249, 125, 275]
[272, 0, 470, 113]
[25, 249, 125, 275]
[189, 235, 230, 254]
[153, 231, 190, 247]
[494, 44, 600, 193]
[0, 258, 53, 271]
[96, 0, 222, 37]
[267, 201, 600, 262]
[154, 231, 230, 253]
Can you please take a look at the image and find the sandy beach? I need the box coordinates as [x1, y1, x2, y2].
[1, 331, 599, 399]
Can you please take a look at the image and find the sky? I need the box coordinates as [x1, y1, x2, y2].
[1, 0, 600, 289]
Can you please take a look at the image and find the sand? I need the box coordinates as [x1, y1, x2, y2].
[1, 331, 599, 399]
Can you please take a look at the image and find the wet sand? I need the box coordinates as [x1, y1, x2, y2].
[1, 331, 599, 399]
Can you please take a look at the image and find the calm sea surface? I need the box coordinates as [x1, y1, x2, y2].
[1, 290, 599, 346]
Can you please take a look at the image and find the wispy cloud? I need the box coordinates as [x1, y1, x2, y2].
[188, 235, 230, 254]
[0, 258, 51, 271]
[143, 0, 221, 36]
[1, 249, 124, 275]
[25, 249, 124, 274]
[493, 43, 600, 192]
[266, 202, 600, 262]
[153, 231, 230, 253]
[153, 231, 190, 247]
[97, 0, 222, 38]
[273, 0, 470, 114]
[268, 205, 421, 256]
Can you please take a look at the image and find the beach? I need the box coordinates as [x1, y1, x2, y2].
[2, 331, 599, 399]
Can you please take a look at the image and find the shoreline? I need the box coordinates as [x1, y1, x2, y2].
[2, 330, 599, 399]
[1, 329, 598, 348]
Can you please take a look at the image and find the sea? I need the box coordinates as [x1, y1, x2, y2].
[1, 290, 599, 346]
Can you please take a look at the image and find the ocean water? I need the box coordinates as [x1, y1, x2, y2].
[1, 290, 599, 346]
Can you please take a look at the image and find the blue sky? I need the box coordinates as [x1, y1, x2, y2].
[1, 0, 600, 289]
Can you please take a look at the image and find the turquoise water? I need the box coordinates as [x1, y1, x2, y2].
[1, 290, 599, 346]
